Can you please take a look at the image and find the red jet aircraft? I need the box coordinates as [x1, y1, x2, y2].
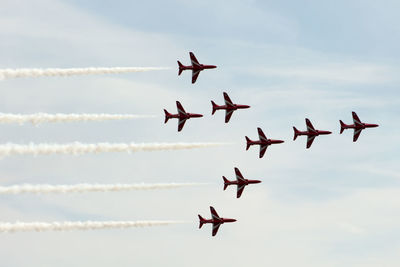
[211, 92, 250, 123]
[340, 111, 379, 142]
[164, 101, 203, 132]
[177, 52, 217, 84]
[223, 167, 261, 198]
[245, 128, 284, 158]
[293, 119, 332, 149]
[198, 206, 236, 236]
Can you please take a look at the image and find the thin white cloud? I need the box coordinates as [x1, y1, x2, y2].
[337, 222, 366, 235]
[252, 63, 398, 84]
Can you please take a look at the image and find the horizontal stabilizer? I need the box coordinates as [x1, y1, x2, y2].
[339, 120, 347, 134]
[245, 136, 252, 150]
[198, 215, 205, 229]
[222, 176, 230, 190]
[164, 109, 171, 124]
[211, 101, 219, 115]
[177, 61, 184, 76]
[293, 127, 300, 141]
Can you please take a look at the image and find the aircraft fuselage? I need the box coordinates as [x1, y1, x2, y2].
[167, 113, 203, 120]
[225, 179, 261, 186]
[201, 218, 237, 225]
[248, 139, 285, 147]
[180, 64, 217, 71]
[213, 104, 250, 111]
[296, 130, 332, 136]
[342, 123, 379, 130]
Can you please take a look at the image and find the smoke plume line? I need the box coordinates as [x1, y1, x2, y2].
[0, 183, 205, 194]
[0, 221, 183, 233]
[0, 113, 156, 125]
[0, 67, 169, 80]
[0, 142, 226, 157]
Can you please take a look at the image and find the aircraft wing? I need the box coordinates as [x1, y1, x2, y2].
[306, 118, 316, 133]
[176, 101, 187, 116]
[306, 135, 316, 149]
[234, 167, 246, 182]
[192, 70, 201, 84]
[178, 118, 187, 132]
[352, 111, 363, 126]
[237, 184, 246, 198]
[257, 128, 268, 142]
[190, 52, 201, 67]
[223, 92, 234, 107]
[210, 206, 220, 220]
[212, 222, 221, 236]
[225, 110, 234, 123]
[259, 145, 268, 158]
[353, 128, 363, 142]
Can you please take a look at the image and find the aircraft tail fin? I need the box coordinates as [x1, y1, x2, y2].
[177, 61, 184, 75]
[293, 127, 300, 141]
[164, 109, 171, 124]
[245, 136, 252, 150]
[198, 215, 205, 229]
[211, 101, 219, 115]
[339, 120, 347, 134]
[222, 176, 230, 190]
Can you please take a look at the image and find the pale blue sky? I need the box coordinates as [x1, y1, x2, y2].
[0, 0, 399, 266]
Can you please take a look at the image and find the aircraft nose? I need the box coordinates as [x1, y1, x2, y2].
[255, 180, 262, 184]
[244, 105, 251, 109]
[372, 124, 379, 127]
[326, 131, 332, 134]
[210, 65, 217, 69]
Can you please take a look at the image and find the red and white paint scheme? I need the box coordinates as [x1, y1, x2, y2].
[177, 52, 217, 84]
[245, 127, 284, 158]
[164, 101, 203, 132]
[223, 167, 261, 198]
[198, 206, 236, 237]
[293, 118, 332, 149]
[339, 111, 379, 142]
[211, 92, 250, 123]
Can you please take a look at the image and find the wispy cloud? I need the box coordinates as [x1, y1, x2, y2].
[251, 63, 398, 84]
[337, 222, 366, 235]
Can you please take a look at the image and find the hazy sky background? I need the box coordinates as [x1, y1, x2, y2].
[0, 0, 399, 266]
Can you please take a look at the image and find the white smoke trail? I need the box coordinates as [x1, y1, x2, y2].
[0, 183, 205, 194]
[0, 67, 169, 80]
[0, 142, 226, 157]
[0, 221, 183, 233]
[0, 113, 156, 125]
